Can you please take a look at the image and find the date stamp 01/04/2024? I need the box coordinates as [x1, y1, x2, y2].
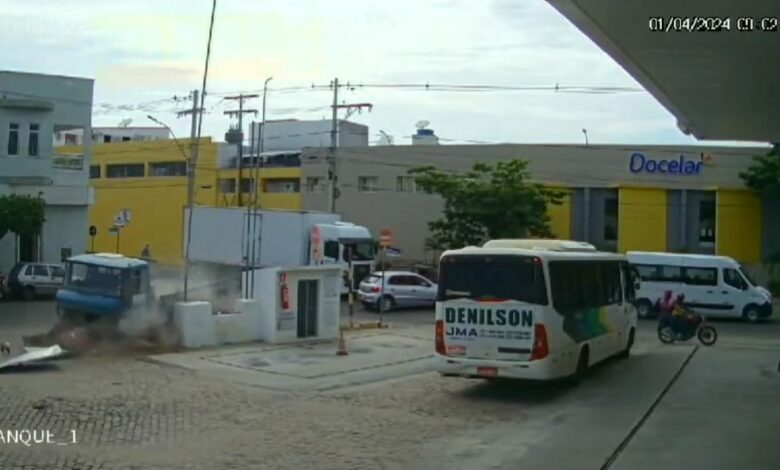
[649, 16, 779, 33]
[0, 429, 78, 447]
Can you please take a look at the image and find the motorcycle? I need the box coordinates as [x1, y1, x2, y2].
[657, 305, 718, 346]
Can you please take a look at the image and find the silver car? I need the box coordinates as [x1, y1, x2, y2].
[6, 262, 66, 300]
[358, 271, 438, 311]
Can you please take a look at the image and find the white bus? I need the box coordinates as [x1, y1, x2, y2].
[627, 251, 773, 322]
[434, 240, 639, 382]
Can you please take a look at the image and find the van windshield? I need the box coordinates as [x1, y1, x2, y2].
[66, 262, 123, 297]
[739, 267, 756, 287]
[437, 254, 547, 304]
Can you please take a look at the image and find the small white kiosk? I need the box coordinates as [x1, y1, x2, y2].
[243, 265, 342, 344]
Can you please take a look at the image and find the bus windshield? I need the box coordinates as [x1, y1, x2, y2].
[437, 254, 548, 304]
[66, 262, 123, 297]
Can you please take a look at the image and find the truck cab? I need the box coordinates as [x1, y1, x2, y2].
[310, 222, 376, 293]
[55, 253, 152, 320]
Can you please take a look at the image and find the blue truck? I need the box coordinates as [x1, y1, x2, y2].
[55, 253, 155, 323]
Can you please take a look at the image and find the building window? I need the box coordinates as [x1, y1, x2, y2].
[306, 177, 324, 192]
[358, 176, 379, 192]
[396, 176, 418, 192]
[699, 200, 716, 245]
[150, 161, 187, 177]
[89, 165, 101, 179]
[28, 123, 39, 157]
[65, 133, 78, 145]
[265, 178, 300, 193]
[122, 136, 131, 142]
[7, 123, 19, 156]
[604, 196, 619, 242]
[103, 135, 111, 143]
[106, 163, 145, 178]
[218, 178, 236, 193]
[240, 178, 255, 193]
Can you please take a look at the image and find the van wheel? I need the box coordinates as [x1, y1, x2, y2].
[22, 286, 36, 301]
[570, 347, 589, 385]
[743, 305, 761, 324]
[635, 299, 653, 319]
[619, 328, 635, 359]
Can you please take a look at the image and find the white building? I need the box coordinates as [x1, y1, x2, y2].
[0, 71, 94, 269]
[249, 119, 368, 152]
[54, 126, 169, 146]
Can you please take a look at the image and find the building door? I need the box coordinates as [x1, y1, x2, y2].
[296, 279, 319, 338]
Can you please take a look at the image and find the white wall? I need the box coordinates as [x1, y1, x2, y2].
[42, 205, 88, 264]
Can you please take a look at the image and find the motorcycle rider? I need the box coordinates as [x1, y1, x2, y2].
[671, 293, 696, 337]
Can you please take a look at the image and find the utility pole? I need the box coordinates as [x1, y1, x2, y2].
[329, 78, 339, 213]
[224, 94, 258, 206]
[328, 78, 373, 214]
[176, 89, 204, 301]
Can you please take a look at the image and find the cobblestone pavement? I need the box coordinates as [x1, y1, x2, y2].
[1, 300, 778, 469]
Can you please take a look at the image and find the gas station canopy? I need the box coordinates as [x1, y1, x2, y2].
[546, 0, 780, 142]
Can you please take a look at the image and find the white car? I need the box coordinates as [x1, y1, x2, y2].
[357, 271, 438, 311]
[6, 262, 66, 300]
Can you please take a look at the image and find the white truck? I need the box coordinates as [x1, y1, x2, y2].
[185, 207, 376, 294]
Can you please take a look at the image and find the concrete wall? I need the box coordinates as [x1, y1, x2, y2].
[42, 205, 88, 263]
[618, 187, 667, 253]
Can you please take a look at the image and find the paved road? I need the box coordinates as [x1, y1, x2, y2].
[1, 300, 779, 469]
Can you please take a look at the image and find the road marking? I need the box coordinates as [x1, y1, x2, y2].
[600, 345, 699, 470]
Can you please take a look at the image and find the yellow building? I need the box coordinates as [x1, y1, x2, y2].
[57, 138, 302, 266]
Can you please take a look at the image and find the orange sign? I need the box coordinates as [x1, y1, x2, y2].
[380, 229, 392, 248]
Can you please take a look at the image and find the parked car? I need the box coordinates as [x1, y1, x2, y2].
[6, 262, 67, 300]
[358, 271, 438, 311]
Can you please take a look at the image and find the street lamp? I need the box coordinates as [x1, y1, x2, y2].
[147, 115, 189, 161]
[260, 77, 273, 154]
[582, 128, 589, 146]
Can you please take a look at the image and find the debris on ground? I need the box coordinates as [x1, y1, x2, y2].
[0, 345, 66, 371]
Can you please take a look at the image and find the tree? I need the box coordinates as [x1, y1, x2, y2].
[409, 159, 565, 251]
[739, 143, 780, 194]
[740, 144, 780, 284]
[0, 194, 47, 242]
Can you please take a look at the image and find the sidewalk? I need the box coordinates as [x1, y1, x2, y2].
[149, 326, 434, 393]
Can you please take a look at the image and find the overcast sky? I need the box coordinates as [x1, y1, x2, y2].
[0, 0, 751, 146]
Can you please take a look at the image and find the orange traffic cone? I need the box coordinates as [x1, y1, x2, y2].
[336, 329, 348, 356]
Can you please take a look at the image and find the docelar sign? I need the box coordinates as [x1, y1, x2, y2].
[629, 152, 704, 175]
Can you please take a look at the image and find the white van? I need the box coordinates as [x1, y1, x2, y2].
[627, 251, 773, 323]
[435, 240, 639, 382]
